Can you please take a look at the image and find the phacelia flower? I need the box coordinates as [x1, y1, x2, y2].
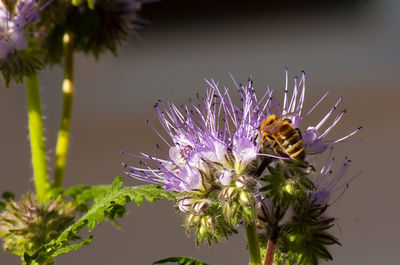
[310, 148, 361, 206]
[271, 70, 362, 154]
[123, 78, 275, 193]
[0, 0, 50, 59]
[71, 0, 155, 57]
[123, 71, 361, 246]
[123, 71, 360, 194]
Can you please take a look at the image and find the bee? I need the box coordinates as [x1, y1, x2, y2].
[260, 114, 305, 161]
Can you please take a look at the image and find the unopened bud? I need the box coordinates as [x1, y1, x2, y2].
[219, 186, 237, 202]
[198, 225, 207, 243]
[242, 206, 255, 223]
[186, 214, 200, 227]
[177, 197, 195, 213]
[192, 199, 211, 215]
[201, 215, 215, 232]
[235, 176, 246, 189]
[239, 191, 252, 205]
[283, 183, 294, 194]
[223, 202, 239, 220]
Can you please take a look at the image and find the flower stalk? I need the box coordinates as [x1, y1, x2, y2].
[25, 74, 50, 203]
[246, 218, 262, 265]
[264, 225, 280, 265]
[54, 32, 74, 188]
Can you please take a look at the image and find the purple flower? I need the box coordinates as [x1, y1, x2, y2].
[310, 148, 361, 205]
[123, 78, 275, 192]
[272, 70, 361, 154]
[123, 71, 361, 193]
[0, 0, 50, 60]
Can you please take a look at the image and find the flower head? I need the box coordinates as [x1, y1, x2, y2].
[123, 71, 361, 193]
[123, 78, 273, 192]
[123, 71, 361, 246]
[0, 193, 75, 256]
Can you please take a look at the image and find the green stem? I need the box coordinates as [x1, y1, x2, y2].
[26, 74, 51, 203]
[53, 32, 74, 189]
[246, 219, 262, 265]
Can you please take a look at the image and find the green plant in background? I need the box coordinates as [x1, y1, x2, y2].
[0, 1, 361, 265]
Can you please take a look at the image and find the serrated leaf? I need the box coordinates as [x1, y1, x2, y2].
[153, 256, 211, 265]
[51, 236, 93, 257]
[25, 177, 177, 263]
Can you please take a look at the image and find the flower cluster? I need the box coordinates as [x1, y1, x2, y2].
[0, 193, 75, 257]
[123, 71, 360, 258]
[0, 0, 49, 60]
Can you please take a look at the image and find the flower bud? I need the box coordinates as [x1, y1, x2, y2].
[242, 205, 255, 223]
[219, 170, 234, 186]
[235, 176, 246, 189]
[201, 215, 215, 233]
[197, 225, 207, 243]
[223, 202, 239, 220]
[238, 190, 252, 206]
[192, 199, 211, 215]
[186, 214, 200, 227]
[0, 193, 75, 256]
[283, 183, 294, 194]
[177, 197, 195, 213]
[219, 186, 237, 202]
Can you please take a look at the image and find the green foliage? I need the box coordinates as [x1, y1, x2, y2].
[0, 193, 75, 259]
[153, 256, 211, 265]
[260, 162, 315, 206]
[22, 177, 176, 264]
[0, 49, 44, 87]
[277, 199, 340, 265]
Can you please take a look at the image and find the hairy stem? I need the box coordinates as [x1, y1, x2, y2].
[246, 219, 262, 265]
[26, 74, 51, 203]
[264, 226, 280, 265]
[53, 32, 74, 188]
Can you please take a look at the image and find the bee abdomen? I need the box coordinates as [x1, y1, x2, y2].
[289, 147, 305, 161]
[281, 131, 300, 148]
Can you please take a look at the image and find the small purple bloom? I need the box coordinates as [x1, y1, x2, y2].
[0, 0, 50, 60]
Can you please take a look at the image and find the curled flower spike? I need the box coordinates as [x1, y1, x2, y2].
[310, 148, 362, 205]
[0, 0, 51, 59]
[273, 70, 361, 154]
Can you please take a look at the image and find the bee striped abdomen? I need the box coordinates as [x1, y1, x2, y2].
[278, 126, 305, 160]
[263, 118, 305, 161]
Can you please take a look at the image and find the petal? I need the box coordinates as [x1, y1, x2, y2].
[219, 170, 234, 186]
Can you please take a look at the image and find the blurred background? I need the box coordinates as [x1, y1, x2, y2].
[1, 0, 399, 264]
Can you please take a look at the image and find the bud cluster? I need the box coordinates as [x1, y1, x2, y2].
[0, 193, 76, 257]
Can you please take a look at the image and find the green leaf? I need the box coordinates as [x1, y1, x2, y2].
[51, 236, 93, 257]
[153, 256, 211, 265]
[24, 177, 177, 263]
[2, 191, 15, 202]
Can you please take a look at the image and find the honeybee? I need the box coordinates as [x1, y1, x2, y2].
[260, 114, 305, 161]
